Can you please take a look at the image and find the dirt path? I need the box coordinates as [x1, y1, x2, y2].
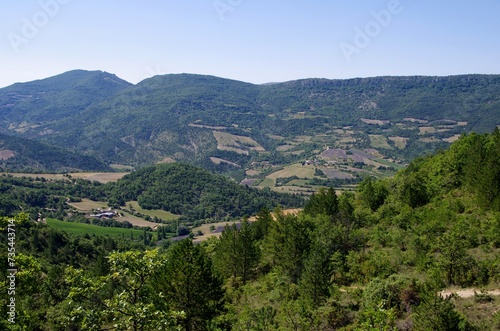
[440, 289, 500, 298]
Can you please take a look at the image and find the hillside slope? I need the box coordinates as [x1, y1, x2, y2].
[106, 162, 304, 220]
[1, 71, 499, 171]
[0, 132, 112, 172]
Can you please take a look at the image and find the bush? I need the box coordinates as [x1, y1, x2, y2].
[177, 226, 189, 236]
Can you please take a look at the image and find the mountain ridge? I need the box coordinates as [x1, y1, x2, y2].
[1, 70, 499, 176]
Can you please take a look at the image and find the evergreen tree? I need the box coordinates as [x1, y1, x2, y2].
[156, 239, 224, 331]
[303, 187, 339, 218]
[262, 211, 313, 283]
[214, 220, 259, 284]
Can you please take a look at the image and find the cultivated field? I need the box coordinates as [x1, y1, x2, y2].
[361, 118, 390, 125]
[368, 135, 392, 149]
[118, 211, 162, 229]
[68, 199, 165, 229]
[0, 149, 15, 160]
[70, 172, 129, 183]
[46, 218, 148, 238]
[389, 136, 409, 149]
[210, 157, 240, 168]
[213, 131, 265, 154]
[67, 199, 109, 211]
[192, 209, 302, 242]
[3, 172, 128, 183]
[266, 164, 315, 179]
[126, 201, 181, 221]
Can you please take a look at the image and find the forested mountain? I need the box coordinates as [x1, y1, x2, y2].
[0, 70, 131, 124]
[0, 132, 112, 172]
[0, 71, 499, 171]
[1, 131, 499, 330]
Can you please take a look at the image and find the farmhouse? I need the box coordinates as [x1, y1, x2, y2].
[90, 211, 116, 219]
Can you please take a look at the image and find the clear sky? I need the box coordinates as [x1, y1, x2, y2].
[1, 0, 500, 87]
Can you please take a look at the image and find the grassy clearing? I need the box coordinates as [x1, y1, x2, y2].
[257, 178, 275, 188]
[156, 157, 176, 164]
[192, 208, 303, 242]
[418, 126, 436, 134]
[294, 135, 313, 143]
[69, 172, 129, 183]
[369, 135, 392, 149]
[272, 186, 316, 194]
[361, 118, 390, 125]
[287, 179, 310, 186]
[213, 131, 265, 154]
[374, 158, 405, 170]
[209, 157, 240, 168]
[389, 136, 408, 149]
[68, 199, 109, 211]
[4, 173, 68, 181]
[119, 211, 162, 229]
[2, 172, 128, 183]
[192, 220, 240, 242]
[453, 294, 500, 330]
[126, 201, 181, 221]
[443, 134, 462, 143]
[267, 164, 315, 180]
[276, 145, 296, 151]
[110, 164, 134, 171]
[46, 218, 147, 238]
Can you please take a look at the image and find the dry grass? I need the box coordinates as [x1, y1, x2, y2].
[294, 135, 313, 143]
[156, 157, 176, 164]
[192, 220, 240, 242]
[389, 136, 409, 149]
[213, 131, 265, 154]
[68, 199, 109, 211]
[189, 123, 228, 130]
[369, 135, 392, 149]
[69, 172, 129, 183]
[418, 126, 436, 134]
[403, 117, 428, 124]
[419, 137, 440, 143]
[210, 157, 240, 167]
[118, 211, 161, 229]
[361, 118, 390, 125]
[193, 209, 302, 242]
[267, 134, 285, 140]
[453, 293, 500, 330]
[257, 178, 275, 188]
[267, 164, 315, 180]
[245, 169, 261, 176]
[5, 173, 68, 181]
[126, 201, 181, 221]
[0, 150, 15, 160]
[276, 145, 296, 152]
[4, 172, 128, 183]
[443, 134, 462, 143]
[110, 164, 134, 171]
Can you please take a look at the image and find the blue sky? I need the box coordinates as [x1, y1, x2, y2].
[1, 0, 500, 87]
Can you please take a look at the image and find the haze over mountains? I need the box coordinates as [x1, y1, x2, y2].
[1, 70, 499, 172]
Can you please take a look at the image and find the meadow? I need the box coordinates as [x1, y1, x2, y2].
[46, 218, 149, 238]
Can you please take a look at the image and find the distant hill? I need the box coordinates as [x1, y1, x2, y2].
[106, 163, 304, 220]
[0, 132, 112, 172]
[1, 71, 499, 174]
[0, 70, 132, 125]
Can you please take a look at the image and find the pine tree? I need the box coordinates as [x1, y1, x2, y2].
[156, 239, 224, 331]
